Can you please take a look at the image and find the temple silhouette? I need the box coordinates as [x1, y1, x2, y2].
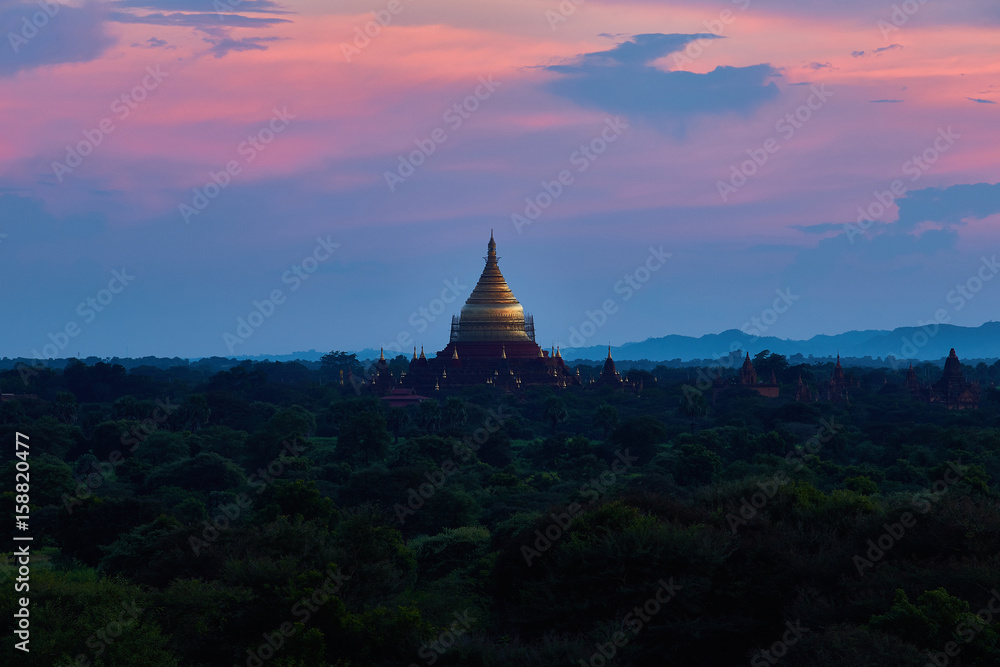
[399, 233, 579, 392]
[900, 348, 981, 409]
[360, 235, 982, 407]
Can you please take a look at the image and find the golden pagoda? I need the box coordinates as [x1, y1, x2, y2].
[450, 231, 533, 342]
[404, 232, 578, 390]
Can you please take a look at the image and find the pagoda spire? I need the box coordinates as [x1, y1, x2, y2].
[379, 347, 385, 361]
[451, 232, 530, 343]
[486, 230, 497, 262]
[740, 352, 757, 385]
[833, 354, 845, 381]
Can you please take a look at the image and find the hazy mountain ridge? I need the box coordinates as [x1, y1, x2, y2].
[563, 321, 1000, 363]
[6, 322, 999, 370]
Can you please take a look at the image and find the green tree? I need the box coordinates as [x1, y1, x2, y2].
[257, 479, 335, 522]
[336, 412, 391, 464]
[753, 350, 789, 381]
[175, 394, 211, 431]
[675, 442, 722, 485]
[332, 504, 417, 610]
[111, 395, 145, 421]
[678, 385, 709, 433]
[145, 451, 247, 493]
[543, 396, 568, 433]
[869, 587, 1000, 662]
[609, 415, 667, 461]
[0, 399, 27, 426]
[443, 396, 468, 429]
[320, 350, 359, 382]
[386, 406, 410, 446]
[415, 399, 442, 433]
[134, 431, 192, 468]
[593, 403, 619, 440]
[53, 391, 79, 424]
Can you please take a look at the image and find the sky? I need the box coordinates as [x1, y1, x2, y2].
[1, 0, 999, 360]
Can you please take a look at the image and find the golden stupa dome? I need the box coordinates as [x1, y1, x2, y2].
[453, 232, 531, 342]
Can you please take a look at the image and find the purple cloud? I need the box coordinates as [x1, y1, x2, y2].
[0, 1, 114, 76]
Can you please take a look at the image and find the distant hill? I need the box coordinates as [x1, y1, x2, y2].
[562, 322, 1000, 363]
[6, 322, 999, 369]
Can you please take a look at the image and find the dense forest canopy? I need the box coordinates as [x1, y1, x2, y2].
[3, 354, 1000, 666]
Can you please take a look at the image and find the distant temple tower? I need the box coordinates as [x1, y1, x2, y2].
[904, 362, 921, 395]
[928, 348, 980, 409]
[824, 355, 853, 403]
[596, 345, 623, 387]
[714, 352, 778, 401]
[373, 348, 394, 393]
[794, 374, 813, 402]
[740, 352, 779, 397]
[739, 352, 757, 385]
[403, 233, 579, 391]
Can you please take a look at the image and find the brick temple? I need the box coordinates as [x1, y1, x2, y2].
[903, 348, 981, 409]
[400, 233, 579, 392]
